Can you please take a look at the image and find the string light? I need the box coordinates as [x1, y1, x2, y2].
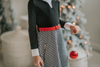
[60, 7, 62, 11]
[73, 22, 76, 25]
[84, 41, 88, 45]
[60, 5, 66, 11]
[67, 5, 71, 9]
[72, 5, 75, 10]
[67, 40, 72, 44]
[79, 35, 82, 39]
[61, 5, 66, 8]
[76, 16, 80, 23]
[77, 16, 79, 19]
[69, 40, 72, 43]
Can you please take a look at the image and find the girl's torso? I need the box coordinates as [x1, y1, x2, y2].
[29, 0, 60, 27]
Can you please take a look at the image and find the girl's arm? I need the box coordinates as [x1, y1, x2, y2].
[59, 19, 73, 30]
[58, 1, 80, 34]
[28, 0, 39, 56]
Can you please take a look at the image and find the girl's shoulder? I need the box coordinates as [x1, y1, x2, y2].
[28, 0, 37, 8]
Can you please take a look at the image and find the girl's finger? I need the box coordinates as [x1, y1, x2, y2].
[73, 29, 76, 34]
[37, 62, 41, 67]
[40, 60, 44, 66]
[77, 26, 80, 31]
[76, 26, 80, 32]
[71, 29, 74, 34]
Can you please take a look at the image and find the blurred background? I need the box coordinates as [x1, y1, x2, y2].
[0, 0, 100, 67]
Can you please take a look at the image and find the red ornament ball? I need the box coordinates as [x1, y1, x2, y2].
[70, 51, 78, 59]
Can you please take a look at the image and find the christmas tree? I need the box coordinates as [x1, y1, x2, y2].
[59, 0, 92, 66]
[0, 0, 15, 55]
[0, 0, 14, 36]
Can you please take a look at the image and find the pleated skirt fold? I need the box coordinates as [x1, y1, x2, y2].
[34, 28, 69, 67]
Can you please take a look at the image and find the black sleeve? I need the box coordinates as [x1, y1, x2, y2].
[28, 0, 38, 49]
[58, 1, 68, 28]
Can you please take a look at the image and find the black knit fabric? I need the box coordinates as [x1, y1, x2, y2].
[28, 0, 68, 49]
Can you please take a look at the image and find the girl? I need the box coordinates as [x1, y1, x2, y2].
[28, 0, 80, 67]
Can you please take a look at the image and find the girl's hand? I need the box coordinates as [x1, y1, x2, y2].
[70, 25, 80, 34]
[34, 55, 44, 67]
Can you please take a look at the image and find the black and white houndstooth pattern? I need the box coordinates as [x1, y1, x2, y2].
[34, 29, 62, 67]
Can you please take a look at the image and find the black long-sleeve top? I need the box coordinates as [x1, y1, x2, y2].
[28, 0, 68, 50]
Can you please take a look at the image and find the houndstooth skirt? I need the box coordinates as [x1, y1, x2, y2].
[34, 28, 69, 67]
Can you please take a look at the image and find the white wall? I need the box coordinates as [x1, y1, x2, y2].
[11, 0, 28, 23]
[80, 0, 100, 50]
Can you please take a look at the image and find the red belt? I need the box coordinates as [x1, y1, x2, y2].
[37, 24, 61, 31]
